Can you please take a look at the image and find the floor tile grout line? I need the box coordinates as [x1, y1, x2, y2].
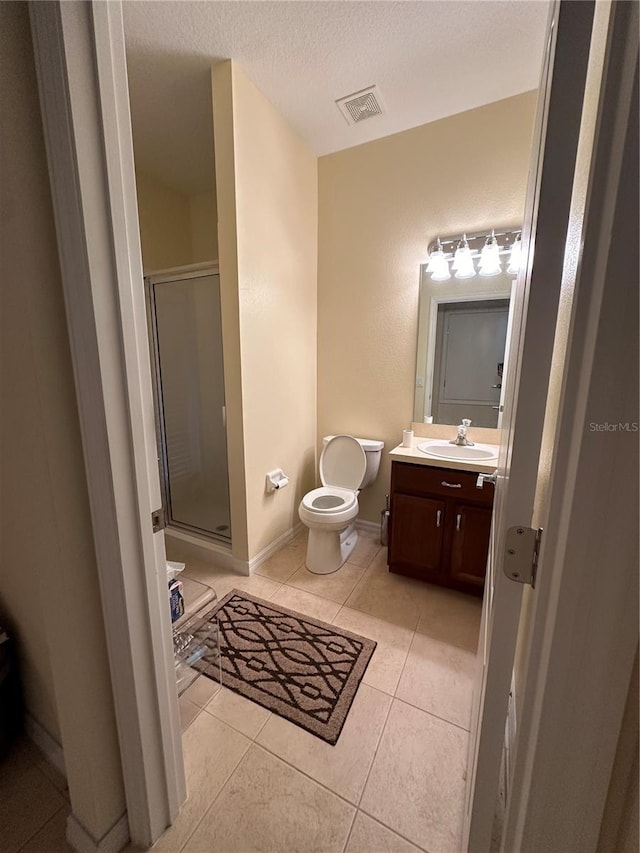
[200, 681, 273, 741]
[276, 582, 343, 617]
[340, 560, 375, 609]
[393, 617, 421, 697]
[389, 694, 473, 735]
[14, 802, 67, 853]
[284, 571, 364, 606]
[255, 559, 303, 585]
[248, 740, 362, 811]
[389, 638, 415, 699]
[32, 750, 71, 800]
[330, 601, 346, 625]
[355, 802, 436, 853]
[252, 709, 273, 741]
[177, 737, 253, 853]
[339, 806, 359, 853]
[354, 690, 395, 811]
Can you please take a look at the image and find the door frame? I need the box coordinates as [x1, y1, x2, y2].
[502, 2, 639, 849]
[27, 0, 637, 850]
[29, 2, 185, 847]
[464, 0, 602, 848]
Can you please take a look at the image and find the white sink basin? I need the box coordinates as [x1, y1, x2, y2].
[416, 440, 498, 462]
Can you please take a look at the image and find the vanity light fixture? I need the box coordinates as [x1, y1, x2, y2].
[425, 227, 523, 281]
[425, 238, 451, 280]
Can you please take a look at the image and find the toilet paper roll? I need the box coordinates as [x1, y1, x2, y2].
[274, 476, 289, 490]
[402, 429, 414, 448]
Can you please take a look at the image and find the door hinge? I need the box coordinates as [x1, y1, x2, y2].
[504, 526, 543, 587]
[151, 507, 167, 533]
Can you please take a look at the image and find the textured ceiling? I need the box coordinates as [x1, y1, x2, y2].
[124, 0, 549, 197]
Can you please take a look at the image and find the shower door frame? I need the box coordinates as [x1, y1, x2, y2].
[145, 262, 231, 545]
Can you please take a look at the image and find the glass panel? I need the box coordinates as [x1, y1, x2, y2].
[153, 274, 231, 540]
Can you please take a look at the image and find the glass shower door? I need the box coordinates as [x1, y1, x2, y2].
[147, 269, 231, 542]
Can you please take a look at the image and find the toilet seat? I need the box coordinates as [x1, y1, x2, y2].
[301, 486, 356, 513]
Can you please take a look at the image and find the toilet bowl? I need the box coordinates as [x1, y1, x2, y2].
[298, 434, 383, 574]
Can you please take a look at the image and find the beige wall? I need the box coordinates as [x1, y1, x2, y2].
[213, 61, 317, 561]
[135, 171, 193, 271]
[318, 92, 537, 521]
[135, 173, 218, 272]
[190, 189, 218, 263]
[0, 1, 125, 839]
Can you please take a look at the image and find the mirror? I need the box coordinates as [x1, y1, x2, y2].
[414, 264, 516, 428]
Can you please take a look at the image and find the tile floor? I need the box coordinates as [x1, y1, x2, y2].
[172, 527, 482, 853]
[1, 736, 72, 852]
[2, 527, 481, 853]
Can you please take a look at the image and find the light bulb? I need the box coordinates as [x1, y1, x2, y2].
[453, 236, 475, 279]
[426, 239, 451, 280]
[479, 232, 502, 276]
[430, 258, 451, 281]
[507, 234, 522, 275]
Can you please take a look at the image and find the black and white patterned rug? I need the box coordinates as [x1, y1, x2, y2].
[192, 589, 376, 745]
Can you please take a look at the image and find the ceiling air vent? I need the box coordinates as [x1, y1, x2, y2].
[336, 86, 385, 126]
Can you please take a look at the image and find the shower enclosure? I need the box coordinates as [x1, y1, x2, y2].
[145, 264, 231, 544]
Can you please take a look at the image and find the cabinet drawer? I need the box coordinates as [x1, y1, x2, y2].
[391, 461, 494, 505]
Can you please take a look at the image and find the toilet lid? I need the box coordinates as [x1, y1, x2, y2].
[319, 435, 366, 490]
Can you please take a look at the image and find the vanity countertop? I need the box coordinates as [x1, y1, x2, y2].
[389, 437, 499, 473]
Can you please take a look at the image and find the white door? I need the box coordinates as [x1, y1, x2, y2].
[464, 2, 598, 849]
[434, 303, 509, 427]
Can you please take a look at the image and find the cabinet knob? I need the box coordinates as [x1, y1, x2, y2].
[436, 509, 441, 528]
[456, 513, 462, 532]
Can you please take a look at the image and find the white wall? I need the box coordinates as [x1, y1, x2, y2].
[318, 92, 537, 521]
[213, 60, 318, 563]
[0, 1, 126, 840]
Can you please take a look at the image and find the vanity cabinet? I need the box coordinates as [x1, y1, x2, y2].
[388, 461, 494, 595]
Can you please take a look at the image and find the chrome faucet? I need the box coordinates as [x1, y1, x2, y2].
[450, 418, 475, 446]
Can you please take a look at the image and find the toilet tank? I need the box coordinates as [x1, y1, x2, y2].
[322, 436, 384, 489]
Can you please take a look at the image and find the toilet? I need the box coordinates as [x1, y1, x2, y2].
[298, 435, 384, 574]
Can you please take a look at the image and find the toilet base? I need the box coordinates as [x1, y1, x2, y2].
[305, 523, 358, 574]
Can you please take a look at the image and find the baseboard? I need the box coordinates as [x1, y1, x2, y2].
[355, 517, 380, 536]
[165, 527, 233, 570]
[25, 713, 67, 779]
[238, 522, 304, 576]
[235, 518, 380, 576]
[67, 812, 129, 853]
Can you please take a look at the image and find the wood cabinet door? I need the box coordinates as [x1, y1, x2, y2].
[389, 493, 445, 576]
[450, 503, 492, 589]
